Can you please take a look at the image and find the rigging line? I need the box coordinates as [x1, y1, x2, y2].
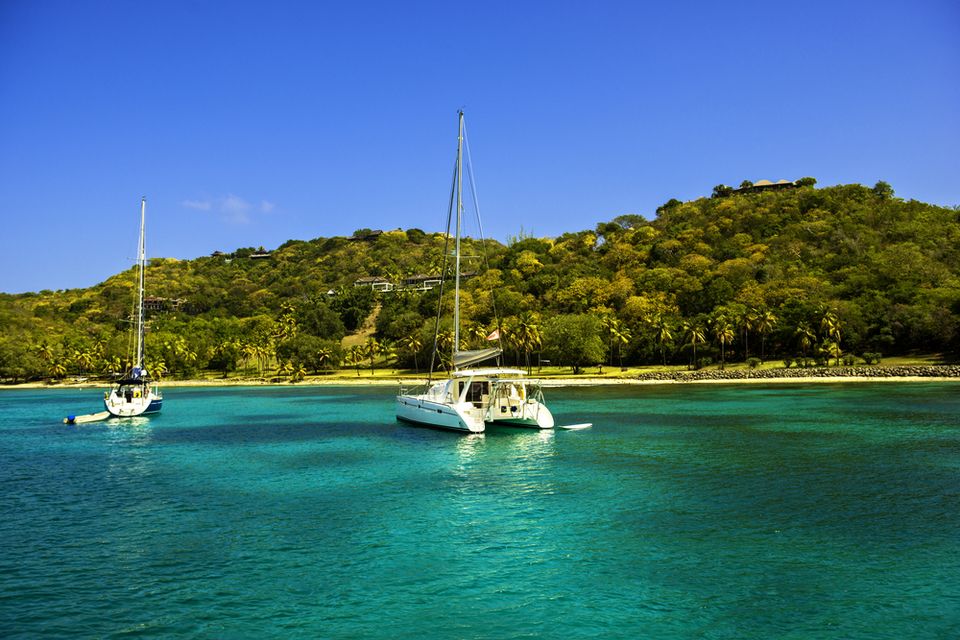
[428, 155, 459, 382]
[462, 118, 505, 355]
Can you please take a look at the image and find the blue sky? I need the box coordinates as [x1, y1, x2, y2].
[1, 0, 958, 293]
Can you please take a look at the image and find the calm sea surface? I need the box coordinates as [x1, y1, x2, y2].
[1, 383, 958, 639]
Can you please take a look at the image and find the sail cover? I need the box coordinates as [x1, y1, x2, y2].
[453, 348, 502, 369]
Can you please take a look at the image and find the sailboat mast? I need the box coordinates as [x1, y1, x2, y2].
[454, 110, 464, 358]
[135, 197, 146, 369]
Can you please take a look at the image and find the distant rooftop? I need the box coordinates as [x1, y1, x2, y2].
[733, 179, 797, 194]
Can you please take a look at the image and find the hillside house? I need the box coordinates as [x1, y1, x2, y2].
[353, 276, 394, 292]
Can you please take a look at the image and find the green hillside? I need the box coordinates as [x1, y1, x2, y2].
[2, 180, 958, 382]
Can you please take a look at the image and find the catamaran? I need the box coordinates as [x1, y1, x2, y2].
[104, 198, 163, 418]
[395, 112, 554, 433]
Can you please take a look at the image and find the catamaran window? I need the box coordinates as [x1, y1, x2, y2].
[467, 381, 487, 405]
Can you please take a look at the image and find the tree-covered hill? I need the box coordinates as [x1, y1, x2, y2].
[2, 181, 958, 381]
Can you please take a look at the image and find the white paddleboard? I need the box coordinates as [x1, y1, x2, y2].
[557, 423, 592, 430]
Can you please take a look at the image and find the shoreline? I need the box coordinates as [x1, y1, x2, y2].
[4, 365, 959, 390]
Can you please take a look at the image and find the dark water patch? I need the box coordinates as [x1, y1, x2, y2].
[149, 417, 373, 446]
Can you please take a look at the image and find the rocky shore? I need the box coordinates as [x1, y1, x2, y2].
[634, 365, 960, 382]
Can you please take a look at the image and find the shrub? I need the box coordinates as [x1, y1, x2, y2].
[783, 357, 793, 368]
[746, 357, 761, 369]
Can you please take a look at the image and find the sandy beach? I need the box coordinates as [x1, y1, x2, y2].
[6, 365, 958, 391]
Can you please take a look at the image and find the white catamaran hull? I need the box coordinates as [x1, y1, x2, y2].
[487, 399, 555, 429]
[395, 396, 485, 433]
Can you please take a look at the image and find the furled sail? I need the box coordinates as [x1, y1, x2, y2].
[453, 348, 502, 369]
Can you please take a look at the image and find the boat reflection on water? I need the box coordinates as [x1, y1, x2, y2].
[454, 432, 486, 467]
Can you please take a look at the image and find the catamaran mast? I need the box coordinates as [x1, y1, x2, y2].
[453, 110, 464, 360]
[135, 197, 146, 370]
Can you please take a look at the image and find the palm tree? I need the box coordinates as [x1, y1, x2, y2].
[50, 361, 67, 380]
[824, 340, 842, 366]
[612, 324, 632, 370]
[380, 340, 398, 373]
[601, 316, 619, 367]
[104, 355, 122, 377]
[73, 349, 96, 374]
[146, 358, 167, 379]
[316, 347, 332, 372]
[682, 321, 706, 370]
[712, 318, 734, 370]
[278, 302, 298, 335]
[241, 342, 258, 373]
[739, 308, 758, 361]
[465, 323, 488, 349]
[754, 310, 778, 363]
[795, 323, 815, 357]
[364, 338, 382, 375]
[255, 342, 271, 375]
[35, 342, 55, 368]
[291, 364, 307, 383]
[655, 316, 674, 366]
[92, 338, 108, 360]
[820, 310, 843, 363]
[500, 321, 521, 366]
[514, 313, 542, 373]
[400, 334, 423, 373]
[435, 329, 454, 371]
[348, 345, 365, 377]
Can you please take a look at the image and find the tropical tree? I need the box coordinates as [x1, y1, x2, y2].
[400, 333, 423, 373]
[291, 364, 307, 382]
[316, 346, 333, 371]
[712, 317, 735, 369]
[146, 358, 167, 379]
[824, 340, 842, 366]
[711, 184, 733, 198]
[35, 342, 55, 367]
[601, 316, 620, 366]
[241, 341, 258, 373]
[795, 323, 815, 357]
[50, 360, 67, 380]
[435, 329, 454, 371]
[72, 349, 96, 374]
[820, 310, 843, 362]
[514, 312, 542, 373]
[872, 180, 894, 200]
[754, 309, 778, 362]
[611, 323, 632, 370]
[276, 302, 299, 341]
[348, 345, 366, 377]
[682, 321, 706, 370]
[257, 342, 272, 374]
[654, 316, 674, 366]
[104, 355, 122, 377]
[738, 308, 758, 361]
[542, 314, 604, 375]
[465, 323, 488, 349]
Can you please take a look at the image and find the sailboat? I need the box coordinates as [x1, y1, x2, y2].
[395, 112, 554, 434]
[104, 197, 163, 418]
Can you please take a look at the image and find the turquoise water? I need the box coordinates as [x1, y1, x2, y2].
[1, 383, 959, 639]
